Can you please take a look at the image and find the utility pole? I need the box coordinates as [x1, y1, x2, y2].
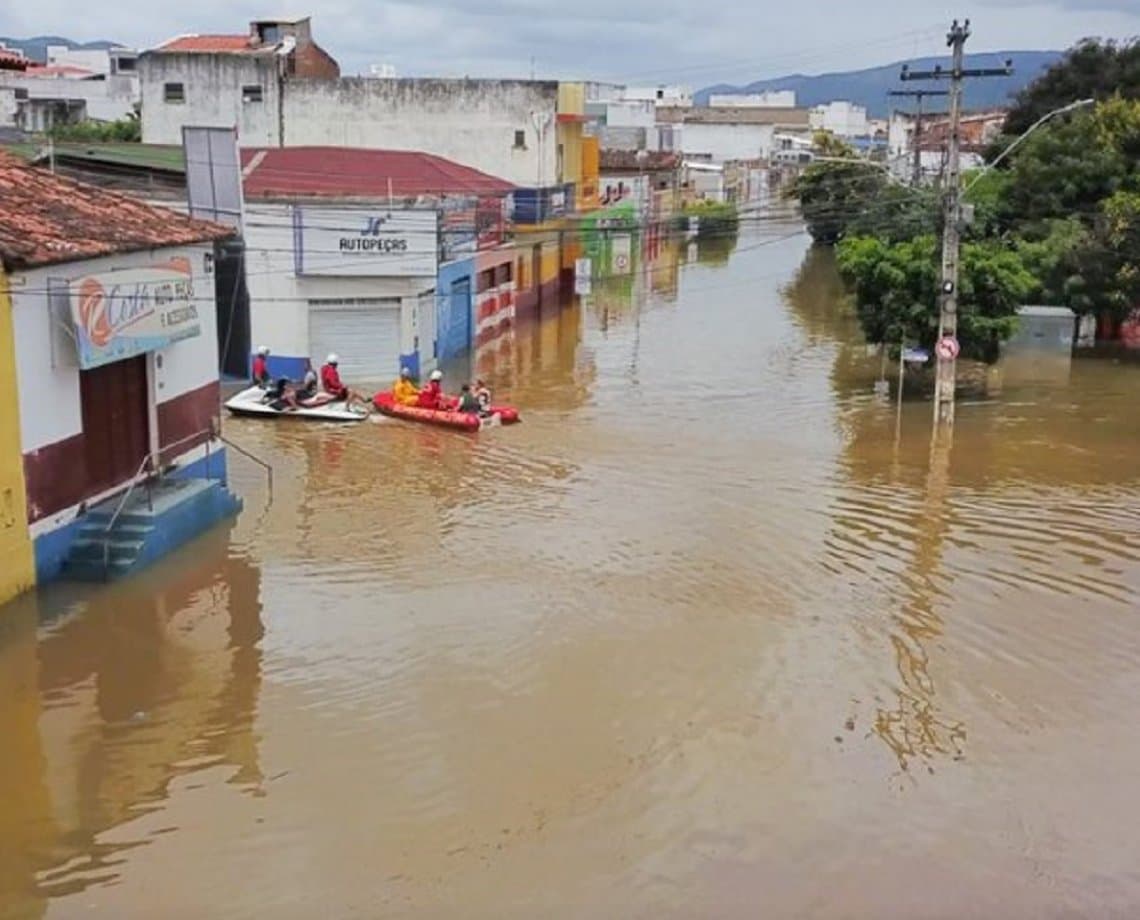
[902, 20, 1011, 427]
[888, 89, 948, 184]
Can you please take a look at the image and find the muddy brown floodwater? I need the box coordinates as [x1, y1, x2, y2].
[2, 221, 1140, 920]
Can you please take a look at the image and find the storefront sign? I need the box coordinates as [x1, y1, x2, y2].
[295, 207, 438, 277]
[70, 258, 200, 370]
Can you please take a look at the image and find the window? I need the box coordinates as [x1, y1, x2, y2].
[513, 129, 526, 150]
[495, 263, 511, 286]
[656, 88, 664, 100]
[257, 23, 282, 44]
[242, 84, 264, 104]
[477, 269, 495, 293]
[113, 56, 137, 73]
[163, 82, 185, 103]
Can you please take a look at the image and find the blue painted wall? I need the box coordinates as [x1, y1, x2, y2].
[33, 448, 232, 584]
[437, 258, 476, 360]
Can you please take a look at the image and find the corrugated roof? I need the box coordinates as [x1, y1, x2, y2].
[156, 34, 257, 53]
[48, 142, 186, 172]
[0, 150, 233, 271]
[240, 146, 515, 199]
[599, 149, 680, 172]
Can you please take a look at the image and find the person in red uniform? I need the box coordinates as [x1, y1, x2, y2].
[319, 354, 367, 410]
[417, 369, 445, 410]
[252, 345, 271, 387]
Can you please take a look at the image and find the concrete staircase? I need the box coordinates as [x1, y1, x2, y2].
[63, 478, 242, 582]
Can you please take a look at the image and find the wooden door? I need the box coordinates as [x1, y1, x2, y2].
[79, 355, 150, 494]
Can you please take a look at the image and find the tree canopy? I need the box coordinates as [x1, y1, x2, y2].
[1003, 39, 1140, 137]
[789, 41, 1140, 361]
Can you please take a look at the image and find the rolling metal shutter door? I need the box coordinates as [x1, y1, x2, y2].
[309, 299, 401, 384]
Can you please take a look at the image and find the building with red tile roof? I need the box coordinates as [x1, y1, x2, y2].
[0, 152, 240, 588]
[0, 150, 232, 271]
[239, 146, 516, 201]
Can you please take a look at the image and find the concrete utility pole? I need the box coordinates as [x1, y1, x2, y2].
[888, 89, 948, 185]
[902, 20, 1011, 427]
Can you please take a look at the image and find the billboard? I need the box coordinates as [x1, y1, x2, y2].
[70, 257, 201, 370]
[294, 207, 439, 277]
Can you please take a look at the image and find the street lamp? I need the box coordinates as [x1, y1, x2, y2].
[964, 98, 1095, 194]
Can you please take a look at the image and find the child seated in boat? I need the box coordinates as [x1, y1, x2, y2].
[392, 367, 419, 406]
[455, 384, 481, 414]
[296, 366, 319, 401]
[474, 379, 492, 412]
[264, 377, 298, 411]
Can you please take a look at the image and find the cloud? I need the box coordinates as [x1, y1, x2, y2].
[2, 0, 1138, 83]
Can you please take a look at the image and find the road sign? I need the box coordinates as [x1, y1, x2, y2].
[902, 346, 930, 364]
[935, 336, 960, 361]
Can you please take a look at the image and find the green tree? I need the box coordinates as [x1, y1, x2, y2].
[837, 234, 1034, 362]
[789, 134, 889, 244]
[49, 114, 141, 143]
[1003, 39, 1140, 137]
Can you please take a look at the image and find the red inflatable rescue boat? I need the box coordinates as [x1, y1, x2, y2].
[372, 392, 520, 430]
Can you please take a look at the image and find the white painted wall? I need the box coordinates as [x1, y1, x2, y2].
[679, 122, 776, 163]
[708, 91, 796, 108]
[46, 46, 113, 75]
[623, 85, 692, 107]
[240, 202, 436, 367]
[280, 78, 557, 186]
[809, 101, 869, 138]
[11, 243, 218, 454]
[0, 71, 138, 128]
[139, 52, 280, 146]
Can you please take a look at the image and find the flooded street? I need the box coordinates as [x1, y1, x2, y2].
[3, 219, 1140, 919]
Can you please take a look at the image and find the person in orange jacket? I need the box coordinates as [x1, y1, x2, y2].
[392, 367, 419, 406]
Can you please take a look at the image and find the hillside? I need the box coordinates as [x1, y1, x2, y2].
[697, 51, 1063, 117]
[0, 35, 121, 62]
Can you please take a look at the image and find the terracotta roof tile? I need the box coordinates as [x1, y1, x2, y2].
[0, 150, 233, 271]
[240, 146, 515, 199]
[157, 34, 255, 53]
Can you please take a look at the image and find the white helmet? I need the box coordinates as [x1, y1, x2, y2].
[257, 345, 270, 356]
[327, 353, 339, 365]
[430, 369, 443, 381]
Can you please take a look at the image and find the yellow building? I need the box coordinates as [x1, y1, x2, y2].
[0, 268, 34, 606]
[556, 82, 599, 210]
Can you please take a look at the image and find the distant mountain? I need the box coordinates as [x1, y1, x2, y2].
[697, 51, 1063, 117]
[0, 35, 122, 63]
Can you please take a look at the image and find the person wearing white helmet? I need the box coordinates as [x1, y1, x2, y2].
[319, 353, 367, 410]
[251, 345, 271, 387]
[417, 368, 446, 410]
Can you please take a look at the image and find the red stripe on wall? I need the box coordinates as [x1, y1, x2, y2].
[23, 433, 88, 524]
[22, 380, 222, 525]
[158, 380, 220, 463]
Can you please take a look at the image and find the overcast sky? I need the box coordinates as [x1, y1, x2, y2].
[2, 1, 1139, 84]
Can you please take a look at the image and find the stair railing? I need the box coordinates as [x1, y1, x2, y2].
[101, 453, 155, 579]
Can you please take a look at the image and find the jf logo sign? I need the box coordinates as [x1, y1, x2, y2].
[294, 207, 439, 277]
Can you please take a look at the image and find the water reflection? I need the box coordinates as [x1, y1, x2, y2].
[2, 221, 1139, 917]
[0, 529, 262, 917]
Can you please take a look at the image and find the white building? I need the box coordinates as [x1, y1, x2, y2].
[809, 100, 869, 138]
[235, 146, 515, 384]
[708, 91, 797, 108]
[0, 46, 140, 131]
[658, 106, 812, 164]
[622, 85, 693, 108]
[0, 151, 237, 583]
[139, 16, 561, 187]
